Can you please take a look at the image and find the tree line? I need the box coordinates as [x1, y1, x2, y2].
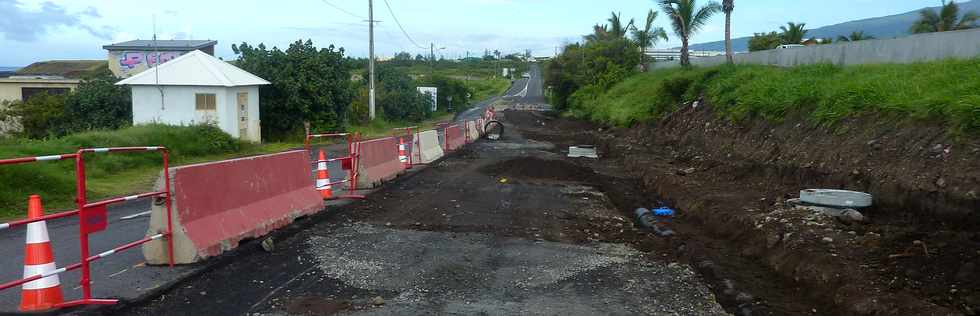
[1, 39, 491, 141]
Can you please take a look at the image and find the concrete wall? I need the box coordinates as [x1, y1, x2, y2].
[0, 80, 80, 135]
[653, 28, 980, 69]
[109, 50, 189, 78]
[131, 85, 261, 142]
[0, 80, 79, 103]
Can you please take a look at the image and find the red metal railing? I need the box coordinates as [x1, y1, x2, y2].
[305, 132, 365, 200]
[392, 126, 418, 168]
[0, 147, 175, 308]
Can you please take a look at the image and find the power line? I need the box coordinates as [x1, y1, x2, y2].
[381, 0, 427, 50]
[319, 0, 366, 19]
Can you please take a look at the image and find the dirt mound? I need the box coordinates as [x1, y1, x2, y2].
[478, 157, 596, 183]
[597, 102, 980, 315]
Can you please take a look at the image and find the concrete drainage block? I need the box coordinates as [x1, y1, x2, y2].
[568, 146, 598, 159]
[799, 189, 872, 208]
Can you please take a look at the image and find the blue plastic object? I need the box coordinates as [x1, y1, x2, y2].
[653, 207, 675, 217]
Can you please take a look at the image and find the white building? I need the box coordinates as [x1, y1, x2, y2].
[116, 50, 270, 142]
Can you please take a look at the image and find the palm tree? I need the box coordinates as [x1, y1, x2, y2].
[722, 0, 735, 64]
[607, 12, 636, 39]
[632, 9, 669, 70]
[837, 31, 875, 42]
[659, 0, 722, 67]
[585, 24, 610, 43]
[584, 12, 635, 43]
[779, 22, 808, 44]
[911, 0, 979, 33]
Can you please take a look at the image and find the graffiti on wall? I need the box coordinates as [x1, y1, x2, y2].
[118, 51, 182, 69]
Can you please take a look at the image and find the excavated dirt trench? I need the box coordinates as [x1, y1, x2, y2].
[503, 108, 980, 316]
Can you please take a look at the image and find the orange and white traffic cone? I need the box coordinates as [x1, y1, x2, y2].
[398, 137, 409, 169]
[316, 150, 333, 199]
[20, 195, 63, 312]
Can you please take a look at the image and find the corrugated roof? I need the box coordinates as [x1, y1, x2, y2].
[103, 40, 217, 51]
[116, 50, 270, 87]
[16, 60, 106, 79]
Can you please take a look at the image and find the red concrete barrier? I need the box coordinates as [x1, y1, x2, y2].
[143, 150, 324, 264]
[355, 137, 404, 189]
[445, 125, 465, 151]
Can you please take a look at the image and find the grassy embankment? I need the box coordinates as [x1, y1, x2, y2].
[568, 59, 980, 135]
[0, 124, 298, 219]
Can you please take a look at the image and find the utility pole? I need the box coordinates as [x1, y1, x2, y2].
[368, 0, 376, 120]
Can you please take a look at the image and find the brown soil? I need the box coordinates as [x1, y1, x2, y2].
[502, 104, 979, 316]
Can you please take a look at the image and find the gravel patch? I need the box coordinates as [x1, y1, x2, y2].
[305, 223, 726, 315]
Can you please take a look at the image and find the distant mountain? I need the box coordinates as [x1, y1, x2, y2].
[689, 0, 980, 52]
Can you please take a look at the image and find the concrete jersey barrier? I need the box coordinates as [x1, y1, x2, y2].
[143, 150, 324, 264]
[466, 120, 479, 143]
[356, 137, 404, 189]
[412, 130, 444, 164]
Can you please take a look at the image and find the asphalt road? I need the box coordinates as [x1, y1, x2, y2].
[457, 63, 542, 121]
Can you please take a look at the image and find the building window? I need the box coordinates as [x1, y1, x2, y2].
[195, 93, 216, 111]
[21, 88, 70, 102]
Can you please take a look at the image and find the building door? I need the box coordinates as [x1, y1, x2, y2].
[194, 93, 217, 124]
[237, 92, 249, 139]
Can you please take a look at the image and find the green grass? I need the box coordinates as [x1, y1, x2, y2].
[569, 58, 980, 134]
[349, 112, 455, 139]
[464, 77, 511, 102]
[0, 124, 299, 219]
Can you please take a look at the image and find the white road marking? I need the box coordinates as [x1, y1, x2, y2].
[119, 211, 152, 220]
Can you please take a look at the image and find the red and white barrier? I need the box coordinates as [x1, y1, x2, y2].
[355, 137, 404, 189]
[142, 150, 323, 264]
[0, 147, 175, 309]
[305, 132, 363, 200]
[444, 124, 465, 152]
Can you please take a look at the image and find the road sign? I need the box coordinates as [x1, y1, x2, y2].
[418, 87, 437, 111]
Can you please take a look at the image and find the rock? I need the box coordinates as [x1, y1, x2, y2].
[936, 177, 947, 189]
[372, 296, 385, 306]
[677, 168, 696, 176]
[931, 144, 945, 154]
[722, 279, 736, 290]
[867, 140, 882, 150]
[841, 209, 866, 223]
[821, 237, 834, 244]
[956, 262, 976, 283]
[737, 305, 754, 316]
[200, 291, 207, 296]
[735, 292, 754, 304]
[967, 190, 977, 200]
[260, 238, 275, 252]
[766, 232, 781, 249]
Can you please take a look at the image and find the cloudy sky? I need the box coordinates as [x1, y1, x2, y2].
[0, 0, 949, 66]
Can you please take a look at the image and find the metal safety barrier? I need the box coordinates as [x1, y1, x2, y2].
[0, 147, 174, 308]
[305, 132, 365, 200]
